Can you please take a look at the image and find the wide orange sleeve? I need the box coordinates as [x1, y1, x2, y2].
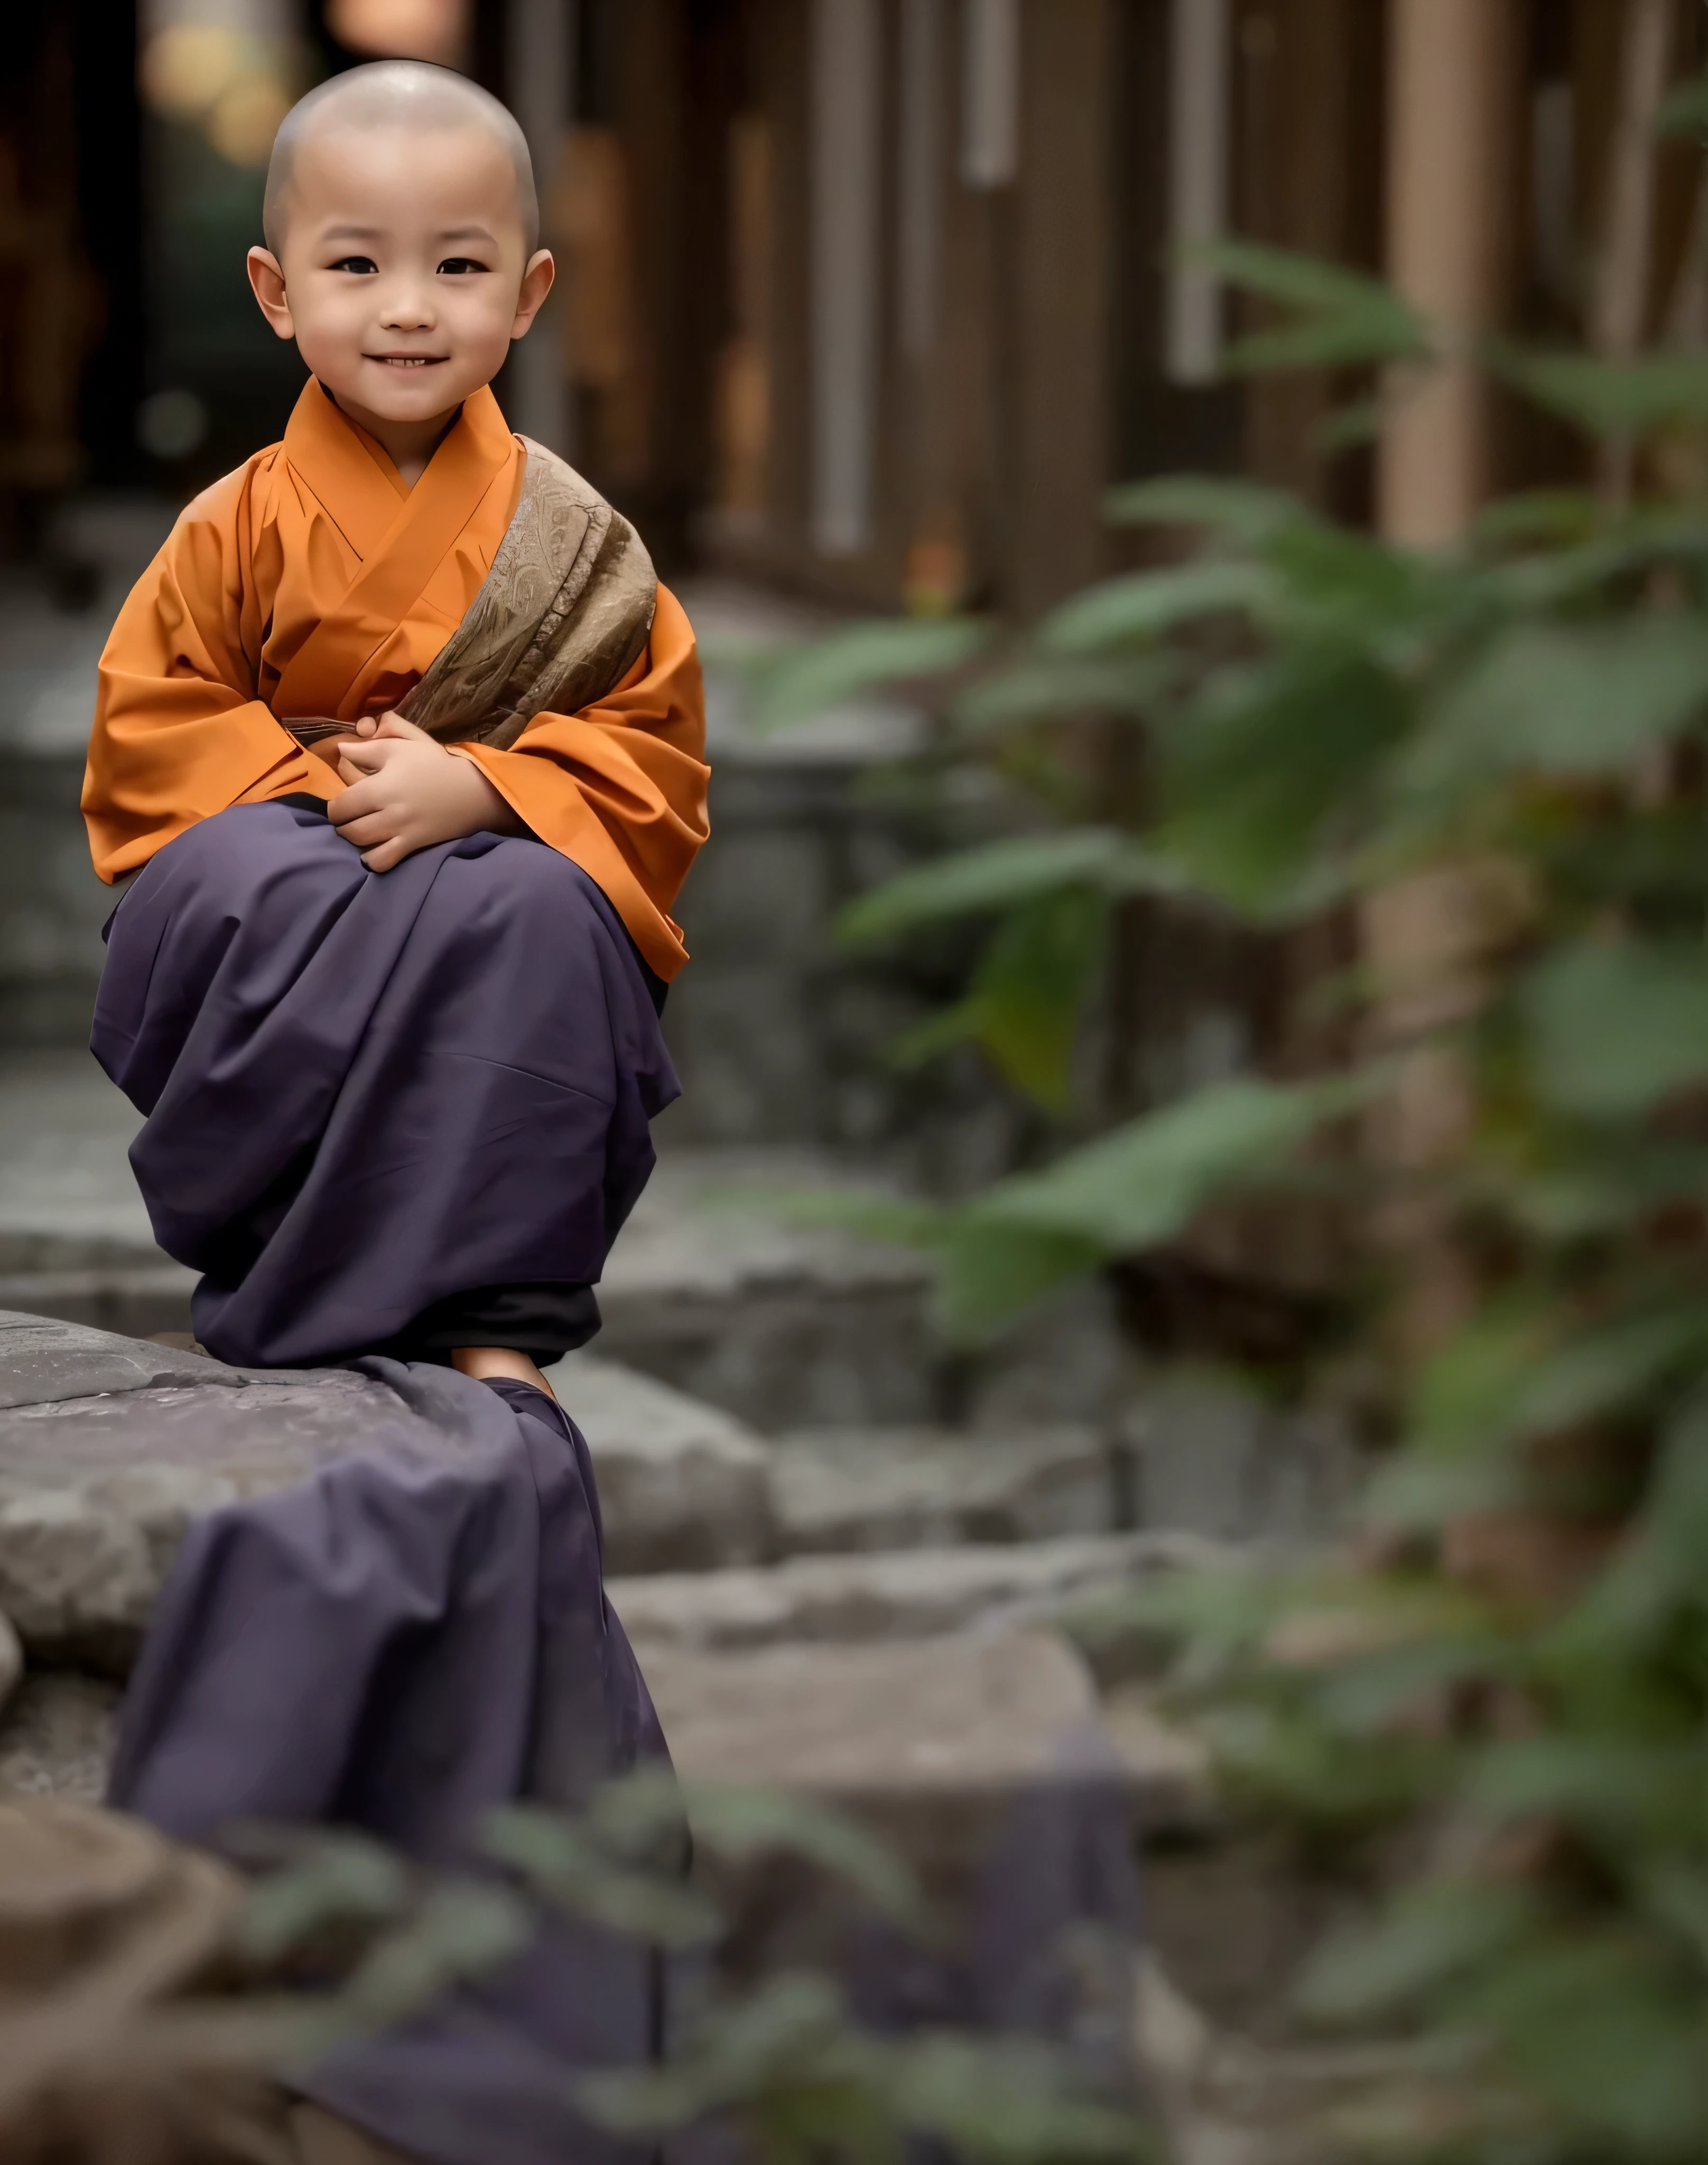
[82, 464, 331, 882]
[450, 584, 710, 981]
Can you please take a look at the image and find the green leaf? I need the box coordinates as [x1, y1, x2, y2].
[952, 654, 1166, 731]
[1418, 618, 1708, 785]
[1199, 239, 1429, 373]
[1160, 645, 1412, 913]
[1102, 475, 1310, 546]
[1309, 396, 1385, 456]
[1524, 940, 1708, 1117]
[1463, 1734, 1708, 1844]
[747, 618, 991, 734]
[682, 1785, 926, 1932]
[1510, 1308, 1708, 1441]
[1472, 490, 1601, 550]
[1495, 347, 1708, 438]
[927, 887, 1110, 1113]
[884, 2032, 1142, 2162]
[342, 1883, 533, 2026]
[1301, 1882, 1537, 2021]
[481, 1807, 718, 1947]
[977, 1074, 1359, 1248]
[1465, 1936, 1708, 2149]
[835, 829, 1141, 945]
[1038, 561, 1277, 655]
[236, 1837, 410, 1963]
[931, 1223, 1107, 1342]
[1657, 72, 1708, 140]
[916, 1076, 1364, 1340]
[1571, 1387, 1708, 1644]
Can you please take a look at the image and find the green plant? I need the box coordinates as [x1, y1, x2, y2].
[227, 1772, 1148, 2165]
[748, 233, 1708, 2159]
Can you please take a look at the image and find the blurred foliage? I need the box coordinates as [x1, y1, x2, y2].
[754, 227, 1708, 2158]
[230, 1770, 1145, 2165]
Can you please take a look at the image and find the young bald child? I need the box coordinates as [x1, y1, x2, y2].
[86, 61, 707, 1391]
[85, 63, 704, 2164]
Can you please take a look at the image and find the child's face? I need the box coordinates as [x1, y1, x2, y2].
[248, 123, 551, 433]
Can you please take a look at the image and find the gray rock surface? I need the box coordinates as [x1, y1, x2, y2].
[650, 1629, 1138, 2065]
[768, 1422, 1117, 1552]
[546, 1350, 775, 1571]
[0, 1610, 21, 1722]
[649, 1628, 1109, 1795]
[0, 1315, 615, 1668]
[0, 1315, 768, 1659]
[1126, 1381, 1358, 1544]
[609, 1530, 1223, 1651]
[596, 1151, 1129, 1433]
[0, 1673, 118, 1803]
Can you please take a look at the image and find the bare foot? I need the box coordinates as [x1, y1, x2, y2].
[450, 1345, 558, 1399]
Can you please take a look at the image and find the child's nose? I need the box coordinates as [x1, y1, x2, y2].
[378, 281, 435, 329]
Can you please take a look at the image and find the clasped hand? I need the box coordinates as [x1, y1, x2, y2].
[324, 710, 518, 873]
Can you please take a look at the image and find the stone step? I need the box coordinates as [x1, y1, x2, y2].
[0, 1315, 1167, 1678]
[583, 1148, 1131, 1433]
[766, 1421, 1122, 1553]
[607, 1529, 1227, 1653]
[0, 1071, 1131, 1433]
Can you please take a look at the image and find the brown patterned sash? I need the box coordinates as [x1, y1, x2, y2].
[286, 437, 657, 751]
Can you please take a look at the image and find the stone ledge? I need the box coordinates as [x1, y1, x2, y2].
[609, 1530, 1226, 1651]
[768, 1422, 1118, 1552]
[0, 1316, 784, 1660]
[546, 1349, 775, 1572]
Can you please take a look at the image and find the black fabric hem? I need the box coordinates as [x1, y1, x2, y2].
[374, 1279, 601, 1370]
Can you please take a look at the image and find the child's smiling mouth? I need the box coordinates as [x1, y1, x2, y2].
[368, 355, 447, 368]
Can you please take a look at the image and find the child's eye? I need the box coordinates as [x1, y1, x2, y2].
[330, 256, 378, 275]
[437, 257, 487, 276]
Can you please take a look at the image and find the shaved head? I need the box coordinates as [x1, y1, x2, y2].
[263, 62, 538, 256]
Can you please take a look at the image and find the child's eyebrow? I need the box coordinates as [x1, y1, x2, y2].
[438, 226, 498, 245]
[321, 225, 385, 242]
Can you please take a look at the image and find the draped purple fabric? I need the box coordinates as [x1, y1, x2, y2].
[91, 802, 677, 1371]
[109, 1363, 672, 2165]
[92, 806, 684, 2161]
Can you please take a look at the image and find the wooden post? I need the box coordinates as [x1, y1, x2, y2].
[1371, 0, 1524, 1354]
[1378, 0, 1524, 545]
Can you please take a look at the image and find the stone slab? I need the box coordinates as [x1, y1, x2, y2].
[545, 1350, 775, 1572]
[0, 1312, 252, 1410]
[768, 1422, 1117, 1552]
[0, 1674, 118, 1804]
[649, 1629, 1108, 1796]
[609, 1530, 1223, 1651]
[0, 1333, 428, 1666]
[646, 1629, 1140, 2075]
[0, 1317, 779, 1662]
[1125, 1382, 1358, 1545]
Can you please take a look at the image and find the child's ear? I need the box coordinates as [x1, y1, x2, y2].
[510, 250, 555, 341]
[247, 247, 295, 342]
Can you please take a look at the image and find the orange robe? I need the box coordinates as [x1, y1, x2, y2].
[83, 379, 709, 980]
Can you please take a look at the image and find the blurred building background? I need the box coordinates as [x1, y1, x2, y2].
[0, 0, 1698, 1113]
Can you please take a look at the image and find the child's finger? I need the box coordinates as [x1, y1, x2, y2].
[329, 809, 394, 848]
[372, 710, 434, 743]
[327, 779, 389, 826]
[358, 836, 412, 873]
[337, 739, 398, 778]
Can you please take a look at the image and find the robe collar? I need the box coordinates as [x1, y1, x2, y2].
[272, 378, 520, 721]
[281, 377, 515, 560]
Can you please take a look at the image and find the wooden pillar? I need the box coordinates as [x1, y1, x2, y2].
[1379, 0, 1525, 544]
